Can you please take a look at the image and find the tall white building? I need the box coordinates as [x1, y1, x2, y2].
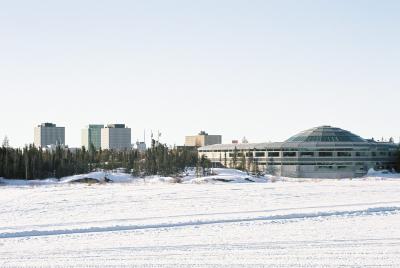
[101, 124, 131, 150]
[34, 123, 65, 147]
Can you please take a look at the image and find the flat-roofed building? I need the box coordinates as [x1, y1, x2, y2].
[185, 131, 222, 147]
[101, 124, 131, 150]
[34, 123, 65, 147]
[82, 124, 104, 150]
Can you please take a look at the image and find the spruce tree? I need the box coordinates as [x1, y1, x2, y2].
[2, 136, 10, 148]
[266, 157, 277, 175]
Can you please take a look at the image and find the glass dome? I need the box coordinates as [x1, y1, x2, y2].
[285, 126, 366, 143]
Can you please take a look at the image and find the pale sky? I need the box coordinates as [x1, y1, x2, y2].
[0, 0, 399, 148]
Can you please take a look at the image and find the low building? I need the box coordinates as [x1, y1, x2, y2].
[185, 131, 222, 147]
[136, 141, 147, 152]
[198, 126, 398, 178]
[101, 124, 131, 150]
[81, 124, 104, 150]
[34, 123, 65, 147]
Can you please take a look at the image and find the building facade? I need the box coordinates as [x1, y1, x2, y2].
[81, 125, 104, 150]
[101, 124, 131, 150]
[199, 126, 398, 178]
[34, 123, 65, 147]
[185, 131, 222, 147]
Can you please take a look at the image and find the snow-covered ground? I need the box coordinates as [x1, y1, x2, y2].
[0, 169, 400, 267]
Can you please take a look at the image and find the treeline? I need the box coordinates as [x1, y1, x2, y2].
[0, 140, 206, 180]
[226, 147, 264, 175]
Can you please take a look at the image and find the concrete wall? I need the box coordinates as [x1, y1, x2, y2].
[199, 147, 396, 178]
[101, 128, 131, 150]
[34, 126, 65, 147]
[81, 129, 89, 149]
[185, 135, 222, 147]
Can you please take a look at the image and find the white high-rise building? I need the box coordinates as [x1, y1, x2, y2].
[34, 123, 65, 147]
[101, 124, 132, 150]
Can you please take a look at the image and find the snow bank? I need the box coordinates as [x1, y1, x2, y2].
[0, 172, 136, 186]
[365, 168, 400, 179]
[183, 168, 268, 184]
[0, 168, 399, 187]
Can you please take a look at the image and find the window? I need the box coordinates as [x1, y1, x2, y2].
[355, 152, 368, 157]
[268, 152, 279, 157]
[318, 166, 333, 170]
[246, 152, 253, 157]
[337, 152, 351, 157]
[300, 152, 314, 157]
[338, 166, 350, 170]
[379, 152, 387, 156]
[283, 152, 296, 157]
[371, 152, 377, 157]
[255, 152, 265, 157]
[319, 152, 333, 157]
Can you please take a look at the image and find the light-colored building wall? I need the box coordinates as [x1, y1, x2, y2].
[185, 132, 222, 147]
[81, 128, 89, 149]
[101, 125, 131, 150]
[34, 123, 65, 147]
[198, 144, 397, 178]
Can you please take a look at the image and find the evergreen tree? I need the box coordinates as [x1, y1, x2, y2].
[266, 157, 277, 175]
[251, 158, 261, 176]
[240, 152, 246, 172]
[224, 152, 227, 167]
[2, 136, 10, 148]
[231, 146, 238, 168]
[0, 141, 199, 180]
[246, 153, 253, 174]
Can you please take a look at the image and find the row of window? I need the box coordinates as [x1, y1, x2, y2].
[218, 161, 393, 167]
[199, 148, 377, 153]
[226, 151, 391, 158]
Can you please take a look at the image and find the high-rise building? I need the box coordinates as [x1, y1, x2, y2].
[101, 124, 132, 150]
[34, 123, 65, 147]
[81, 125, 104, 150]
[185, 131, 222, 147]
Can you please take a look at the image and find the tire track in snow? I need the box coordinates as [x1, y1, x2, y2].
[0, 206, 399, 239]
[4, 200, 400, 231]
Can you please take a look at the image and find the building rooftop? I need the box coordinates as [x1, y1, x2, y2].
[199, 126, 398, 151]
[106, 124, 127, 128]
[39, 123, 57, 127]
[285, 126, 366, 143]
[87, 124, 104, 128]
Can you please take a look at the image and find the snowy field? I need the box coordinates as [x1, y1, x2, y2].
[1, 169, 400, 267]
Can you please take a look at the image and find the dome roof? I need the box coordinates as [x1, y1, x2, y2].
[285, 126, 366, 143]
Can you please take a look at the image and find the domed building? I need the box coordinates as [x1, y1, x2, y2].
[198, 126, 398, 178]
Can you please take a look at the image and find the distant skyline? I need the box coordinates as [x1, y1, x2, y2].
[1, 0, 399, 147]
